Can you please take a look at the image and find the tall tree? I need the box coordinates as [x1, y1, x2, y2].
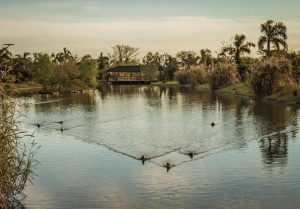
[97, 52, 110, 80]
[53, 48, 75, 64]
[13, 52, 32, 82]
[200, 49, 213, 66]
[143, 52, 165, 80]
[219, 34, 255, 79]
[109, 45, 139, 66]
[0, 44, 14, 78]
[79, 55, 98, 87]
[258, 20, 288, 57]
[161, 54, 178, 81]
[176, 51, 199, 70]
[32, 53, 54, 88]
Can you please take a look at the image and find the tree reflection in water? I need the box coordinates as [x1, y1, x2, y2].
[24, 85, 299, 170]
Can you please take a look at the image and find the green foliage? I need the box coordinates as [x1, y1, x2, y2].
[285, 51, 300, 73]
[258, 20, 288, 57]
[140, 65, 159, 81]
[250, 57, 292, 96]
[176, 65, 208, 86]
[32, 53, 54, 88]
[52, 62, 79, 88]
[143, 52, 178, 81]
[209, 62, 239, 89]
[97, 52, 110, 79]
[78, 56, 98, 87]
[219, 34, 255, 80]
[176, 50, 199, 70]
[13, 52, 33, 82]
[200, 49, 213, 67]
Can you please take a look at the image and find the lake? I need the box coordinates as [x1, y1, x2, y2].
[21, 85, 300, 209]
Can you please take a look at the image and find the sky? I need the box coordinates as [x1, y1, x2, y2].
[0, 0, 300, 57]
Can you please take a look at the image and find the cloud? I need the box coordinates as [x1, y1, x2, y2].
[1, 16, 299, 57]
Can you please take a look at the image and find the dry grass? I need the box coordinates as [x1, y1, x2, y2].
[209, 62, 239, 89]
[250, 57, 292, 97]
[1, 62, 39, 208]
[175, 65, 208, 86]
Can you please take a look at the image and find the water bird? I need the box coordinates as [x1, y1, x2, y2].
[59, 127, 66, 133]
[211, 122, 216, 127]
[140, 155, 147, 164]
[164, 162, 173, 172]
[188, 152, 194, 159]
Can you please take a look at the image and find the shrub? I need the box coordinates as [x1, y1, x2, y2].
[209, 62, 239, 89]
[175, 65, 207, 86]
[51, 62, 79, 88]
[78, 58, 98, 88]
[0, 86, 38, 208]
[250, 57, 292, 97]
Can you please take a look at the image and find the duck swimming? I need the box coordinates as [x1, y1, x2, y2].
[140, 155, 147, 165]
[211, 122, 215, 127]
[165, 162, 173, 172]
[188, 152, 194, 159]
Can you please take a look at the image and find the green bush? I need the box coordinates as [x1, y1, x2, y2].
[250, 57, 292, 97]
[175, 65, 207, 86]
[209, 62, 239, 89]
[51, 62, 79, 88]
[78, 58, 98, 87]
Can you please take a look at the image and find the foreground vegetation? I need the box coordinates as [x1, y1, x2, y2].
[0, 51, 38, 208]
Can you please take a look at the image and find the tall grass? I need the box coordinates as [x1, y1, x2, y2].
[250, 57, 292, 97]
[1, 69, 38, 208]
[175, 65, 208, 86]
[209, 62, 239, 89]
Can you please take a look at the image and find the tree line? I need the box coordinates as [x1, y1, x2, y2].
[1, 20, 300, 94]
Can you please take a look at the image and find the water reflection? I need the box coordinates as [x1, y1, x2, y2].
[23, 85, 299, 170]
[22, 85, 300, 209]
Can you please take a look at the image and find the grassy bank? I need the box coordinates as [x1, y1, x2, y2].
[0, 82, 42, 93]
[197, 82, 300, 106]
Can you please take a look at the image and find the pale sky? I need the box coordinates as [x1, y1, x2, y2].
[0, 0, 300, 58]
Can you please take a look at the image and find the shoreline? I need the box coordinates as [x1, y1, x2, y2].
[152, 81, 300, 106]
[2, 81, 300, 106]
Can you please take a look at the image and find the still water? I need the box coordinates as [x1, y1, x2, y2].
[21, 85, 300, 209]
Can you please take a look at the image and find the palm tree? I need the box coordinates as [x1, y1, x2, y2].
[219, 34, 255, 78]
[258, 20, 288, 57]
[0, 44, 14, 78]
[14, 52, 32, 82]
[0, 44, 13, 62]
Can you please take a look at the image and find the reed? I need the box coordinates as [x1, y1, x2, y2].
[250, 57, 292, 97]
[1, 60, 39, 208]
[175, 65, 208, 86]
[209, 61, 239, 89]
